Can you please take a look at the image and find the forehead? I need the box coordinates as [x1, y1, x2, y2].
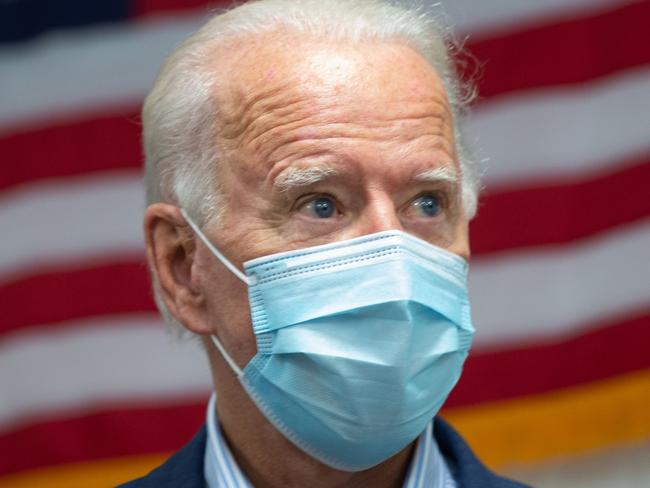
[212, 33, 455, 178]
[216, 33, 448, 115]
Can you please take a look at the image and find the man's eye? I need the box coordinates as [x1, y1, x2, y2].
[412, 194, 442, 217]
[302, 196, 337, 218]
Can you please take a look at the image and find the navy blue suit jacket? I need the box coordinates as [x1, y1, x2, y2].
[119, 418, 529, 487]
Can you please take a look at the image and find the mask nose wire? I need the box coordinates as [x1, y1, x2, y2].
[180, 208, 257, 286]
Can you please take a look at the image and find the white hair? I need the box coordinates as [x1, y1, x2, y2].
[142, 0, 478, 329]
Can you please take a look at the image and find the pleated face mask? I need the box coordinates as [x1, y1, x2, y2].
[182, 209, 475, 472]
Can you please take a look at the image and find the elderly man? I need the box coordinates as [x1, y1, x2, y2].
[122, 0, 527, 486]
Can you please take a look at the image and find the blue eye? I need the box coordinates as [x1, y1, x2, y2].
[307, 196, 336, 218]
[413, 194, 442, 217]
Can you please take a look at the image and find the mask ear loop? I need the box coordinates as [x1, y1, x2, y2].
[210, 335, 244, 378]
[180, 208, 249, 378]
[180, 208, 257, 286]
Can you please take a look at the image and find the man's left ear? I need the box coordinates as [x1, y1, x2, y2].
[143, 203, 213, 334]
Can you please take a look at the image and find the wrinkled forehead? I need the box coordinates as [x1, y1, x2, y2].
[212, 32, 451, 130]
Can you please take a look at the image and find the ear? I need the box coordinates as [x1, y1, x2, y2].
[144, 203, 213, 335]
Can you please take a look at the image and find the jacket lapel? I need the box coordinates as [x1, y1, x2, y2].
[434, 418, 530, 488]
[117, 426, 207, 488]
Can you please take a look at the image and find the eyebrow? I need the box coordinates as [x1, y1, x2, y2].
[273, 165, 339, 192]
[412, 165, 460, 185]
[273, 163, 459, 192]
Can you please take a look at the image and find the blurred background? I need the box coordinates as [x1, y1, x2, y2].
[1, 1, 649, 486]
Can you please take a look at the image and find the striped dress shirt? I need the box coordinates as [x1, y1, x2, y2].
[204, 394, 457, 487]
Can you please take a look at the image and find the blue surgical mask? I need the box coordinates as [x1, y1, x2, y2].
[182, 209, 474, 472]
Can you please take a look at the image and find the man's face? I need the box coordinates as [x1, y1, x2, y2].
[192, 36, 470, 367]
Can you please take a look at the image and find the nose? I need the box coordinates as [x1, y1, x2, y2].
[355, 192, 404, 235]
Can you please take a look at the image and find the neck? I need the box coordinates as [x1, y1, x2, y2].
[219, 400, 415, 488]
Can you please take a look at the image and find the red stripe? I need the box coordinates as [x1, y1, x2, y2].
[131, 0, 227, 17]
[446, 311, 650, 408]
[470, 155, 650, 255]
[464, 0, 650, 100]
[1, 313, 648, 475]
[3, 4, 648, 192]
[0, 397, 207, 476]
[2, 156, 648, 335]
[0, 259, 155, 335]
[0, 109, 141, 192]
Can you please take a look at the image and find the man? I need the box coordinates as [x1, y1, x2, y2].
[123, 0, 528, 486]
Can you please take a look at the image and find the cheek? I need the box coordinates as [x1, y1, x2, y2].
[448, 219, 470, 260]
[195, 248, 258, 364]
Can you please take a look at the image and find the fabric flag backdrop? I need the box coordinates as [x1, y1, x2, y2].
[1, 0, 649, 486]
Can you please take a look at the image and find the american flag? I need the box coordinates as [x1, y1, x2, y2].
[1, 1, 649, 486]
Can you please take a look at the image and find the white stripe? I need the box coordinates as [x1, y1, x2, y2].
[204, 421, 222, 488]
[2, 173, 649, 347]
[206, 394, 251, 488]
[0, 1, 630, 132]
[0, 172, 144, 281]
[441, 0, 627, 35]
[470, 66, 650, 188]
[0, 13, 207, 132]
[3, 86, 647, 282]
[211, 414, 238, 487]
[1, 212, 648, 430]
[469, 218, 650, 347]
[0, 314, 211, 432]
[404, 457, 417, 488]
[2, 69, 647, 203]
[419, 421, 432, 488]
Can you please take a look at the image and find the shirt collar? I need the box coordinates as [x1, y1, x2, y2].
[204, 393, 455, 488]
